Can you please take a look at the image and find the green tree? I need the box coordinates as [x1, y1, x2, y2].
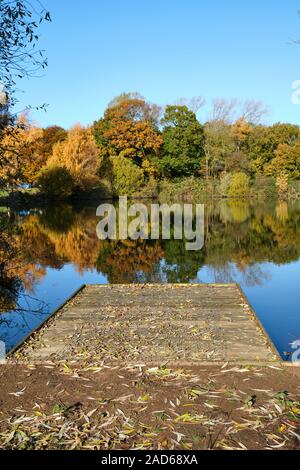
[159, 106, 205, 177]
[204, 121, 235, 177]
[110, 156, 145, 196]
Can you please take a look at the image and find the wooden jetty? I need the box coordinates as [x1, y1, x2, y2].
[13, 284, 280, 364]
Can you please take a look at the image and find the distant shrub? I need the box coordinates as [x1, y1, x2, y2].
[226, 172, 250, 198]
[110, 157, 145, 197]
[37, 166, 75, 200]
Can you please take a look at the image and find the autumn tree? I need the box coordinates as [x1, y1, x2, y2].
[246, 123, 300, 175]
[231, 118, 252, 151]
[265, 141, 300, 179]
[41, 126, 67, 159]
[22, 124, 67, 184]
[107, 92, 145, 108]
[0, 115, 61, 186]
[107, 93, 163, 128]
[158, 105, 205, 178]
[21, 126, 47, 184]
[48, 125, 100, 191]
[93, 98, 163, 165]
[0, 1, 52, 314]
[0, 115, 33, 186]
[0, 127, 22, 187]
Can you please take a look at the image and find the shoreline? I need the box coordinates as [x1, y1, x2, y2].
[0, 189, 295, 211]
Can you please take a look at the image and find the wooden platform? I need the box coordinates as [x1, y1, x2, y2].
[14, 284, 280, 364]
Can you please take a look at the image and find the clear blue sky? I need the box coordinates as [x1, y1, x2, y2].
[17, 0, 300, 128]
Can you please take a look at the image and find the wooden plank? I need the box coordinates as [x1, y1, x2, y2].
[13, 284, 280, 365]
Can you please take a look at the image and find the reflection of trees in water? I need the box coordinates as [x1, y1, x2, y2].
[18, 216, 65, 270]
[17, 206, 100, 273]
[96, 239, 164, 283]
[0, 213, 49, 343]
[161, 239, 205, 283]
[0, 217, 22, 312]
[1, 200, 300, 301]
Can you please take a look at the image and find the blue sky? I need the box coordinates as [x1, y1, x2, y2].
[17, 0, 300, 128]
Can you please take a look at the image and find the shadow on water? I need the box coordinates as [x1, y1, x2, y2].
[1, 199, 300, 357]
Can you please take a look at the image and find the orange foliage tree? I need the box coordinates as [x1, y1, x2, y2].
[231, 118, 252, 151]
[0, 116, 46, 186]
[93, 99, 163, 165]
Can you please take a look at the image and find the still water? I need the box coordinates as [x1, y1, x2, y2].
[0, 199, 300, 359]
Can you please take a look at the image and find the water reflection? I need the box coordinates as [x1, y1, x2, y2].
[1, 199, 300, 355]
[0, 215, 22, 312]
[15, 200, 300, 284]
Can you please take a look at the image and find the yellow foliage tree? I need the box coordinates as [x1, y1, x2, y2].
[48, 125, 100, 191]
[265, 142, 300, 180]
[0, 126, 23, 186]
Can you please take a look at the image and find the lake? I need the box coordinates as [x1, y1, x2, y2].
[0, 199, 300, 360]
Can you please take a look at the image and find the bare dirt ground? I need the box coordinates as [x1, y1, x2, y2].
[0, 363, 299, 450]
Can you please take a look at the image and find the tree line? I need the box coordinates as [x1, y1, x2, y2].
[1, 92, 300, 199]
